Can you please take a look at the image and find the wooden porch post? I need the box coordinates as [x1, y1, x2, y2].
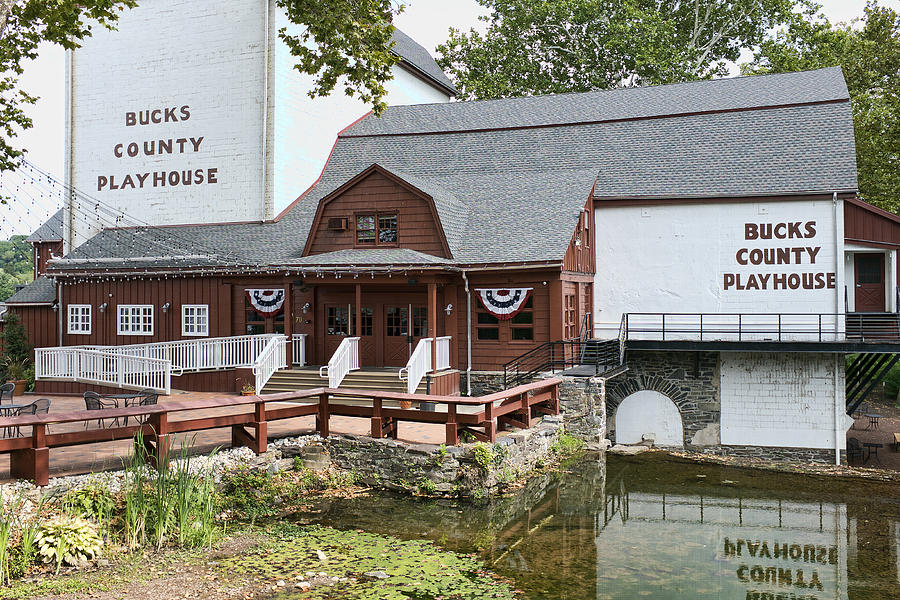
[428, 283, 437, 372]
[355, 283, 362, 342]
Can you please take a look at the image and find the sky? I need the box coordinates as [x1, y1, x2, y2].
[8, 0, 898, 198]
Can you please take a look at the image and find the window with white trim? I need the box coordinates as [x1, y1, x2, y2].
[117, 305, 154, 336]
[67, 304, 92, 335]
[182, 304, 209, 336]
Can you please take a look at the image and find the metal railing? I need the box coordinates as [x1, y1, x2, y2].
[252, 335, 288, 393]
[319, 337, 359, 388]
[503, 337, 622, 388]
[623, 312, 900, 343]
[34, 347, 172, 394]
[398, 336, 452, 394]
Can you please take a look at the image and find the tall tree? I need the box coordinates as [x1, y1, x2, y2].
[437, 0, 800, 100]
[0, 0, 401, 173]
[743, 2, 900, 213]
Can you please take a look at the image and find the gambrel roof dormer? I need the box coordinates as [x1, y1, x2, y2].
[301, 164, 459, 260]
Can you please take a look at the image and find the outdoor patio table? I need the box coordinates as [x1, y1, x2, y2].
[865, 414, 883, 430]
[101, 393, 146, 425]
[864, 442, 883, 463]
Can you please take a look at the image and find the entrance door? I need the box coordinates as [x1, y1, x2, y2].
[383, 304, 428, 366]
[324, 304, 351, 361]
[323, 304, 377, 365]
[855, 253, 886, 312]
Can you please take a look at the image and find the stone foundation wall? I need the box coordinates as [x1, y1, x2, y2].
[607, 350, 721, 448]
[461, 371, 506, 396]
[309, 420, 563, 498]
[558, 376, 606, 444]
[700, 444, 843, 464]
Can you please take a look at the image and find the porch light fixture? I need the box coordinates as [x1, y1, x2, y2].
[99, 302, 108, 313]
[162, 302, 171, 313]
[445, 303, 453, 316]
[302, 302, 311, 314]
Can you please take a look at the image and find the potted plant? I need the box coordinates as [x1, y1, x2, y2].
[3, 357, 29, 397]
[241, 382, 256, 396]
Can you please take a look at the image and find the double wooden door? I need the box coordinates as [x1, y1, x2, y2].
[321, 298, 428, 367]
[383, 304, 428, 366]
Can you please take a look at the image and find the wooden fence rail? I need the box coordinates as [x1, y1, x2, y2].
[0, 379, 561, 486]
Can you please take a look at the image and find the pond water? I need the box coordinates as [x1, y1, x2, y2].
[292, 453, 900, 599]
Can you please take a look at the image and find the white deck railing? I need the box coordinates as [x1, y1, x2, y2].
[291, 333, 307, 366]
[35, 333, 291, 394]
[319, 337, 359, 388]
[399, 336, 452, 394]
[253, 335, 288, 393]
[35, 347, 172, 394]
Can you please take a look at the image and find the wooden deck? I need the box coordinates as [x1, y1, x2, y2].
[0, 379, 561, 486]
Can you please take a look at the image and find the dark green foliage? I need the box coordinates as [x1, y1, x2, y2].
[1, 312, 31, 380]
[0, 235, 33, 301]
[276, 0, 400, 116]
[744, 2, 900, 213]
[437, 0, 800, 100]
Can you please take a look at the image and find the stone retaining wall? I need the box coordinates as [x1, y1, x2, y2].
[290, 418, 564, 499]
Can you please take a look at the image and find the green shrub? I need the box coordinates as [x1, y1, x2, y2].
[292, 456, 304, 470]
[417, 478, 437, 495]
[551, 433, 585, 456]
[472, 442, 494, 472]
[221, 468, 280, 524]
[34, 516, 101, 573]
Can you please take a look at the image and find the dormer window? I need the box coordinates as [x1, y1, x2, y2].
[356, 213, 398, 246]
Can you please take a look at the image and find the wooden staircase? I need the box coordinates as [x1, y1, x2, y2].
[262, 367, 429, 395]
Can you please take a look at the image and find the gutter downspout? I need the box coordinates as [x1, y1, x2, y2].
[57, 281, 63, 346]
[833, 191, 841, 466]
[463, 270, 471, 395]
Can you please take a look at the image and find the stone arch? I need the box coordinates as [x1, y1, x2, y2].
[607, 374, 689, 446]
[612, 390, 684, 446]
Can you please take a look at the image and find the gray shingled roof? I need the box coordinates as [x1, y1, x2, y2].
[289, 248, 455, 266]
[391, 29, 457, 95]
[344, 67, 849, 137]
[4, 276, 56, 304]
[26, 209, 63, 242]
[48, 68, 858, 274]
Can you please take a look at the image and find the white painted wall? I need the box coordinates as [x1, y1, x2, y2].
[66, 0, 453, 250]
[594, 200, 845, 338]
[613, 390, 684, 446]
[67, 0, 268, 249]
[720, 352, 851, 449]
[270, 11, 452, 215]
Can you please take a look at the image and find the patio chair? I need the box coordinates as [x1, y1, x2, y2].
[4, 402, 37, 438]
[847, 437, 864, 465]
[125, 389, 158, 426]
[0, 382, 14, 405]
[83, 391, 119, 429]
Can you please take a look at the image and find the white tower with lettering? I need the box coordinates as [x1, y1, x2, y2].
[63, 0, 454, 252]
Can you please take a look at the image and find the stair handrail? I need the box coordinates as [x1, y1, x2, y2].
[399, 338, 432, 394]
[252, 335, 288, 393]
[617, 314, 627, 365]
[319, 337, 360, 388]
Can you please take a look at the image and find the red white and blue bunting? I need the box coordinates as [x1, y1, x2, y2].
[476, 288, 533, 320]
[246, 288, 285, 317]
